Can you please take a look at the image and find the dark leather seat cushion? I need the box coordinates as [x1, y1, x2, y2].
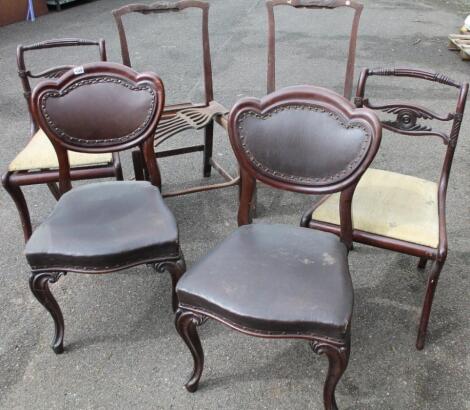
[25, 181, 179, 271]
[176, 224, 353, 340]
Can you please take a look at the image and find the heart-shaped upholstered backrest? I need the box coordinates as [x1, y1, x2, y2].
[32, 62, 165, 192]
[229, 85, 381, 195]
[237, 105, 371, 186]
[41, 79, 155, 148]
[34, 64, 162, 151]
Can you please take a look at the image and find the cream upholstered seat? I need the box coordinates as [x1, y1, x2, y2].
[9, 129, 113, 172]
[312, 168, 439, 248]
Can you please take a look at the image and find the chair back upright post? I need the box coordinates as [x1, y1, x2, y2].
[17, 38, 107, 138]
[112, 1, 213, 105]
[266, 0, 363, 99]
[355, 68, 469, 258]
[228, 85, 382, 248]
[30, 62, 165, 194]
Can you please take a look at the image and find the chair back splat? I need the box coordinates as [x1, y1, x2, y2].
[31, 62, 165, 193]
[228, 85, 381, 246]
[266, 0, 363, 98]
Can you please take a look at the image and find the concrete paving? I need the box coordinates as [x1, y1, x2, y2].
[0, 0, 469, 408]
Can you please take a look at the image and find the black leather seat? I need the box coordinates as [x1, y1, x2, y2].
[25, 181, 179, 271]
[177, 224, 352, 340]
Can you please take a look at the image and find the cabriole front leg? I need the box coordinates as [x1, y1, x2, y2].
[175, 309, 205, 392]
[311, 339, 350, 410]
[29, 272, 65, 354]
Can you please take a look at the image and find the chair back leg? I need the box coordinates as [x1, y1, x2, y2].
[417, 257, 428, 270]
[47, 182, 61, 200]
[2, 174, 33, 242]
[203, 121, 214, 177]
[416, 259, 445, 350]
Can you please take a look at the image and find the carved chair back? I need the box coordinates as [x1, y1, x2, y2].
[266, 0, 363, 99]
[31, 62, 165, 194]
[112, 0, 213, 105]
[17, 38, 107, 137]
[228, 85, 382, 244]
[355, 68, 468, 203]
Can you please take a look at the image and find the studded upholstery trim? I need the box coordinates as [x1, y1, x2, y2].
[237, 104, 371, 186]
[40, 77, 156, 145]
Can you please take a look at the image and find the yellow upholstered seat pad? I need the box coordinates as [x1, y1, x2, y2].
[8, 129, 113, 172]
[312, 168, 439, 248]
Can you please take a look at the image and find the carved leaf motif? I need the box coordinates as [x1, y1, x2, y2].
[381, 106, 433, 120]
[381, 107, 433, 132]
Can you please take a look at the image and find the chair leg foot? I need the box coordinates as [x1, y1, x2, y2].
[416, 259, 445, 350]
[311, 339, 350, 410]
[155, 256, 186, 312]
[175, 309, 205, 392]
[29, 272, 65, 354]
[417, 257, 427, 270]
[2, 173, 33, 242]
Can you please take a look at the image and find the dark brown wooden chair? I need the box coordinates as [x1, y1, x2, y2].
[302, 68, 468, 350]
[174, 85, 382, 410]
[2, 38, 123, 243]
[26, 62, 185, 354]
[112, 1, 239, 197]
[266, 0, 363, 99]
